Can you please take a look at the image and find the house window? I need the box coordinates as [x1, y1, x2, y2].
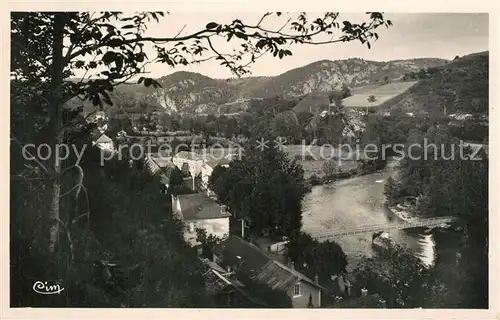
[294, 283, 301, 296]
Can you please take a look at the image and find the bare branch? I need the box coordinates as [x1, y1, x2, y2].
[11, 136, 51, 175]
[60, 183, 82, 197]
[277, 18, 292, 33]
[256, 12, 272, 27]
[173, 24, 187, 39]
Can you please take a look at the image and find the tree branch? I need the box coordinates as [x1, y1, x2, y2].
[11, 40, 50, 71]
[68, 29, 213, 61]
[10, 136, 51, 175]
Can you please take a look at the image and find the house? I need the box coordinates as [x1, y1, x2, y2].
[117, 129, 127, 138]
[144, 153, 177, 192]
[201, 156, 232, 192]
[173, 150, 237, 193]
[200, 258, 257, 307]
[172, 151, 205, 178]
[217, 236, 325, 308]
[171, 193, 231, 246]
[93, 134, 115, 153]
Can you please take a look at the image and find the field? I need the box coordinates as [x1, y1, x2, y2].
[342, 81, 418, 108]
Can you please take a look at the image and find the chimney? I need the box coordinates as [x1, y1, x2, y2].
[290, 261, 295, 270]
[226, 265, 231, 273]
[314, 274, 319, 285]
[361, 288, 368, 297]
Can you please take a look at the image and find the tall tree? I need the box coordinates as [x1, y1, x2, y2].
[211, 146, 306, 238]
[11, 11, 392, 306]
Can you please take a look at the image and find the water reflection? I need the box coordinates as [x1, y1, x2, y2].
[302, 168, 438, 270]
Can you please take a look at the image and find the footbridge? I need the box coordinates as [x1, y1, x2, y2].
[312, 216, 457, 240]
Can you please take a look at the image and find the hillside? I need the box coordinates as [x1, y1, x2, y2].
[380, 51, 489, 116]
[243, 58, 447, 99]
[105, 57, 449, 115]
[73, 52, 489, 117]
[342, 81, 418, 108]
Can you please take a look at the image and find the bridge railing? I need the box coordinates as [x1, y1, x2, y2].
[310, 216, 457, 239]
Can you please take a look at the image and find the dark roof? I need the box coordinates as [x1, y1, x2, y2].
[178, 193, 231, 220]
[219, 236, 324, 291]
[256, 261, 302, 290]
[220, 236, 271, 277]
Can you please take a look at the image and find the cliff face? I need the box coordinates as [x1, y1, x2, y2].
[109, 57, 449, 115]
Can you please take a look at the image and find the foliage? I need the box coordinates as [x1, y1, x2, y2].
[10, 11, 392, 307]
[210, 146, 305, 239]
[287, 231, 347, 280]
[382, 123, 488, 308]
[352, 243, 428, 308]
[321, 159, 337, 177]
[195, 228, 223, 259]
[398, 52, 488, 115]
[11, 124, 214, 307]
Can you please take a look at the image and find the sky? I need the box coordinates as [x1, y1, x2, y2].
[72, 12, 489, 79]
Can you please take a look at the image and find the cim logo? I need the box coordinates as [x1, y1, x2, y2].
[32, 281, 65, 295]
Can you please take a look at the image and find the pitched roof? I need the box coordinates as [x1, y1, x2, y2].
[145, 156, 177, 176]
[219, 236, 324, 291]
[94, 134, 112, 144]
[177, 193, 231, 220]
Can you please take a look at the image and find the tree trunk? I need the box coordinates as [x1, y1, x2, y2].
[48, 13, 66, 252]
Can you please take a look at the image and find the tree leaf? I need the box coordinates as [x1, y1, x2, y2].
[206, 22, 219, 30]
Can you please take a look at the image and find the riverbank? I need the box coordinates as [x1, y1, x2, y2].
[305, 166, 387, 190]
[306, 169, 358, 188]
[386, 203, 416, 221]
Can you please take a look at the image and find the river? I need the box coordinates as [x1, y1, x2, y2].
[301, 160, 453, 271]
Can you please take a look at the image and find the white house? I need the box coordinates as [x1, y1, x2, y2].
[172, 193, 231, 246]
[201, 156, 232, 192]
[172, 151, 205, 177]
[93, 134, 115, 153]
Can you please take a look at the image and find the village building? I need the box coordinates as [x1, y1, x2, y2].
[172, 150, 238, 194]
[92, 133, 115, 154]
[215, 236, 325, 308]
[172, 151, 205, 178]
[172, 193, 231, 246]
[200, 257, 255, 307]
[144, 152, 177, 192]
